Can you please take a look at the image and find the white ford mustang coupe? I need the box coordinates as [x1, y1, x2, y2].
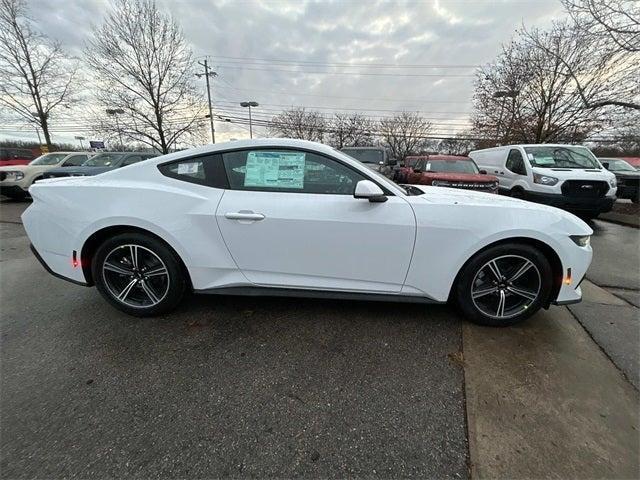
[23, 139, 593, 326]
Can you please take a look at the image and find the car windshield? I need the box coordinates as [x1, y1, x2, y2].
[421, 159, 479, 174]
[524, 146, 600, 169]
[82, 153, 124, 167]
[29, 153, 69, 166]
[605, 159, 636, 172]
[342, 149, 383, 164]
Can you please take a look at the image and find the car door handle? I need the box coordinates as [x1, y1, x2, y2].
[225, 212, 265, 221]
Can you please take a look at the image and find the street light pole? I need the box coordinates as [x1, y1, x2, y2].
[105, 108, 125, 150]
[197, 60, 217, 143]
[492, 90, 518, 145]
[240, 101, 259, 139]
[75, 136, 86, 150]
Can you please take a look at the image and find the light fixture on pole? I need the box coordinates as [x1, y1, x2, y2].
[240, 101, 259, 139]
[74, 136, 86, 150]
[105, 108, 125, 150]
[492, 90, 518, 145]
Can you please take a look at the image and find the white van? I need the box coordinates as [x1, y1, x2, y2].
[469, 144, 617, 218]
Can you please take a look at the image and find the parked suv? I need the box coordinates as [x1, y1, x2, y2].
[0, 152, 91, 199]
[340, 147, 395, 177]
[395, 155, 499, 194]
[42, 151, 159, 179]
[469, 144, 617, 218]
[0, 147, 36, 166]
[600, 158, 639, 203]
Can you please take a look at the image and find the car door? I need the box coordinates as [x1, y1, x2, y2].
[216, 148, 416, 293]
[503, 149, 527, 190]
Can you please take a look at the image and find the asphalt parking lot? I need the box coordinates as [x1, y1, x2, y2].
[1, 197, 638, 478]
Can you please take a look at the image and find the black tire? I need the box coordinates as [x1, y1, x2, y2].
[510, 187, 525, 199]
[92, 232, 186, 317]
[454, 243, 553, 327]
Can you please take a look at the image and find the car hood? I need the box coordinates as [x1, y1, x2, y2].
[406, 184, 592, 233]
[613, 171, 640, 179]
[414, 172, 498, 182]
[0, 164, 29, 172]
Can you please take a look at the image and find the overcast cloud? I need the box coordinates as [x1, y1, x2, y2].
[7, 0, 564, 145]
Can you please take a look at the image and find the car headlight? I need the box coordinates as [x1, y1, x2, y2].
[533, 173, 559, 186]
[432, 180, 452, 187]
[609, 177, 617, 188]
[570, 235, 591, 247]
[4, 171, 24, 180]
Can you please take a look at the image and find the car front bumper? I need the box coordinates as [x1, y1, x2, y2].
[0, 184, 28, 195]
[524, 191, 615, 213]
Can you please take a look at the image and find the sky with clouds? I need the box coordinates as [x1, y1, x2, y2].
[4, 0, 564, 146]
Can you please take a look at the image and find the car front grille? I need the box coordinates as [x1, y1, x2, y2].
[561, 180, 609, 198]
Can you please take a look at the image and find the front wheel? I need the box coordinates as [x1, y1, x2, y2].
[92, 232, 187, 316]
[454, 243, 553, 326]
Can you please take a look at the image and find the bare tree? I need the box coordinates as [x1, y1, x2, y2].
[438, 134, 477, 156]
[328, 113, 374, 148]
[523, 20, 639, 111]
[472, 23, 612, 144]
[0, 0, 77, 148]
[379, 112, 432, 161]
[268, 107, 326, 141]
[562, 0, 640, 52]
[85, 0, 204, 154]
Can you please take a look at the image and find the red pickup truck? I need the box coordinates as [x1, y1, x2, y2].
[395, 155, 499, 194]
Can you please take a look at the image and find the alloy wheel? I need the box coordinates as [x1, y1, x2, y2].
[102, 244, 170, 308]
[470, 254, 541, 320]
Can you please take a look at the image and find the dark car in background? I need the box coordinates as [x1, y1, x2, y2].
[42, 151, 159, 179]
[601, 158, 640, 203]
[340, 147, 396, 178]
[395, 155, 499, 194]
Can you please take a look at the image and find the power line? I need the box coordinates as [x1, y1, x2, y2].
[214, 64, 475, 77]
[205, 54, 480, 69]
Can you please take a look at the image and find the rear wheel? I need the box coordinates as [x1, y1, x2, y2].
[92, 232, 186, 316]
[454, 243, 553, 326]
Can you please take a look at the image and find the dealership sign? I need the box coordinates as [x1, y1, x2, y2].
[89, 140, 105, 149]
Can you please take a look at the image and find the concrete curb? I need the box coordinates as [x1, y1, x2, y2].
[599, 211, 639, 228]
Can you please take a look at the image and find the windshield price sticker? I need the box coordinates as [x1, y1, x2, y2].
[177, 162, 199, 174]
[244, 151, 306, 189]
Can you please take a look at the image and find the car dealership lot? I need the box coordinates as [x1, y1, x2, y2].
[1, 197, 638, 478]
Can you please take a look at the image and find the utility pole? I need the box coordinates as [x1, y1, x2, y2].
[197, 60, 217, 143]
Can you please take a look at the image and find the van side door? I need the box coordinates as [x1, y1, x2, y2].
[503, 149, 528, 192]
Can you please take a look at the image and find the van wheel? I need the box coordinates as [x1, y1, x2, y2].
[510, 188, 525, 199]
[92, 232, 187, 317]
[454, 243, 553, 327]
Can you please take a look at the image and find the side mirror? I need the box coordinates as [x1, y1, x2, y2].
[479, 169, 487, 174]
[354, 180, 387, 203]
[602, 162, 610, 169]
[413, 168, 422, 174]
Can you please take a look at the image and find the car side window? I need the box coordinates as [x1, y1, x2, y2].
[158, 155, 212, 186]
[506, 149, 527, 175]
[62, 155, 87, 167]
[122, 155, 143, 166]
[222, 149, 367, 195]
